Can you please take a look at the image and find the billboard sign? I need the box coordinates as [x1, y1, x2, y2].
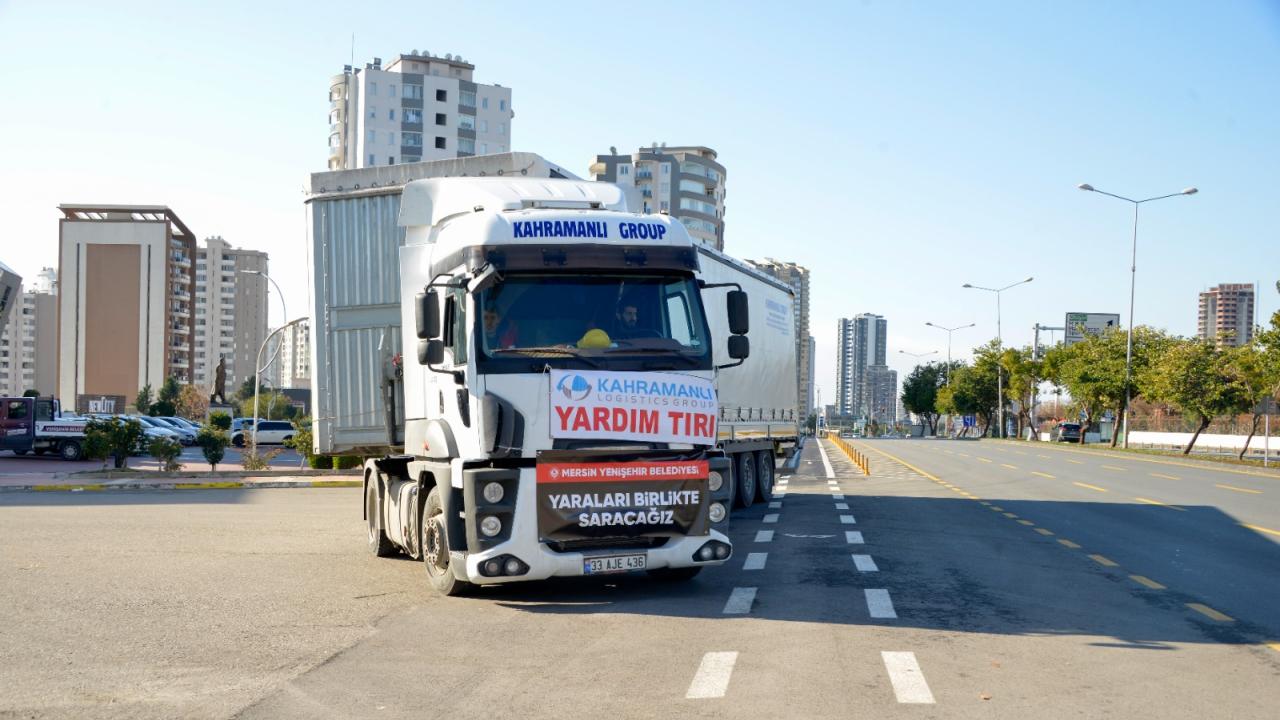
[1064, 313, 1121, 346]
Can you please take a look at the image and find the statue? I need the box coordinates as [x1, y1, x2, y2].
[210, 356, 227, 405]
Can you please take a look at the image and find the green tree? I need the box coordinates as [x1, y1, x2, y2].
[84, 417, 144, 470]
[176, 384, 209, 421]
[208, 411, 232, 431]
[1141, 339, 1251, 454]
[148, 436, 183, 472]
[1000, 346, 1042, 440]
[1229, 310, 1280, 459]
[134, 383, 153, 416]
[150, 376, 182, 416]
[238, 391, 292, 420]
[901, 362, 945, 435]
[196, 426, 229, 471]
[235, 377, 257, 403]
[286, 416, 315, 468]
[22, 389, 40, 398]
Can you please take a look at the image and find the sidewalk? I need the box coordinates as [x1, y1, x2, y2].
[988, 438, 1280, 479]
[0, 469, 362, 492]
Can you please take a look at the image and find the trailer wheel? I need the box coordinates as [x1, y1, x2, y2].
[420, 486, 473, 597]
[58, 441, 83, 462]
[755, 450, 775, 503]
[13, 449, 28, 456]
[365, 475, 397, 558]
[647, 567, 702, 582]
[733, 452, 756, 509]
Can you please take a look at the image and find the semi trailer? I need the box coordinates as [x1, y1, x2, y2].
[307, 159, 797, 594]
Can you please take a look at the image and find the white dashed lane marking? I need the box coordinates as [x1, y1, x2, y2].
[835, 502, 849, 510]
[763, 513, 779, 524]
[881, 651, 934, 704]
[839, 515, 856, 525]
[722, 587, 757, 615]
[852, 554, 879, 572]
[754, 530, 774, 543]
[743, 552, 768, 571]
[768, 501, 782, 509]
[833, 494, 845, 500]
[846, 531, 864, 543]
[865, 589, 898, 619]
[686, 651, 738, 699]
[817, 441, 835, 478]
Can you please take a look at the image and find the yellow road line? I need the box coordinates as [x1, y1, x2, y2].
[1150, 472, 1180, 480]
[1130, 575, 1166, 590]
[993, 439, 1280, 481]
[1000, 463, 1018, 470]
[1017, 519, 1035, 526]
[957, 452, 970, 457]
[1073, 482, 1108, 493]
[1013, 451, 1027, 456]
[1034, 528, 1054, 536]
[1135, 497, 1187, 512]
[1186, 603, 1234, 622]
[977, 457, 993, 463]
[1215, 484, 1262, 495]
[1241, 523, 1280, 538]
[1267, 642, 1280, 654]
[1101, 465, 1126, 472]
[1058, 539, 1081, 549]
[1031, 471, 1055, 479]
[1089, 554, 1119, 567]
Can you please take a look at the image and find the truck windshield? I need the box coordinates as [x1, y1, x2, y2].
[475, 274, 711, 370]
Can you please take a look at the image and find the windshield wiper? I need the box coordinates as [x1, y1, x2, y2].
[604, 347, 702, 365]
[492, 346, 602, 369]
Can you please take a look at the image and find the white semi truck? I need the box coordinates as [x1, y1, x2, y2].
[307, 166, 797, 595]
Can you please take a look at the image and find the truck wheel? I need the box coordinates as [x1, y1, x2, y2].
[733, 452, 756, 509]
[755, 450, 775, 502]
[365, 476, 397, 558]
[647, 567, 702, 582]
[58, 441, 83, 462]
[420, 486, 473, 597]
[13, 449, 28, 456]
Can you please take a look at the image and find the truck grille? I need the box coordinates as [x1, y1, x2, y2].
[546, 537, 670, 553]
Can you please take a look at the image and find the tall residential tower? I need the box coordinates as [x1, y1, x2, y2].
[193, 237, 269, 394]
[746, 258, 812, 421]
[836, 313, 889, 419]
[1197, 283, 1255, 347]
[589, 146, 726, 250]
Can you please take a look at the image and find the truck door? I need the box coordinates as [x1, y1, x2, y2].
[0, 398, 35, 452]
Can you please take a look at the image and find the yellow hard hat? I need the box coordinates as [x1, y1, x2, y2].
[577, 328, 612, 349]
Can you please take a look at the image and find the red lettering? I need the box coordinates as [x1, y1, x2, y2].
[638, 409, 658, 435]
[667, 410, 682, 435]
[555, 405, 574, 429]
[708, 415, 717, 440]
[572, 407, 591, 431]
[692, 413, 708, 438]
[612, 407, 629, 432]
[593, 406, 610, 430]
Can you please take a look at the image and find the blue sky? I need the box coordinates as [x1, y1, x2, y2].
[1, 1, 1277, 403]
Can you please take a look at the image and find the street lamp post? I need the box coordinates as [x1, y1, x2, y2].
[963, 278, 1034, 438]
[240, 270, 288, 449]
[252, 316, 308, 449]
[926, 322, 976, 438]
[1077, 183, 1197, 448]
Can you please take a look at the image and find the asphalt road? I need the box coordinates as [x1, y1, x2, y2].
[1, 439, 1278, 718]
[0, 446, 305, 476]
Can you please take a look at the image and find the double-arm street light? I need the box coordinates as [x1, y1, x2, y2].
[1077, 183, 1197, 448]
[963, 277, 1034, 438]
[924, 322, 976, 384]
[898, 349, 938, 361]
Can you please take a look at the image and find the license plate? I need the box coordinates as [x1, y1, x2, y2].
[583, 554, 647, 575]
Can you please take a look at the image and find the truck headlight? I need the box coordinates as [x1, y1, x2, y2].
[708, 502, 726, 523]
[482, 481, 505, 503]
[480, 515, 503, 537]
[708, 471, 723, 492]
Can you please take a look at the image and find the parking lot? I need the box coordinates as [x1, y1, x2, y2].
[0, 446, 307, 477]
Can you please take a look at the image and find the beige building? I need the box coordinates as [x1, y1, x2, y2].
[589, 145, 727, 250]
[0, 268, 58, 397]
[863, 365, 899, 424]
[57, 205, 196, 409]
[1198, 283, 1255, 347]
[745, 258, 812, 421]
[193, 237, 269, 394]
[276, 319, 311, 390]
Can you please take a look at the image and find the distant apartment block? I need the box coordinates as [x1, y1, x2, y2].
[836, 313, 887, 418]
[589, 145, 726, 250]
[1197, 283, 1255, 347]
[863, 365, 898, 424]
[746, 258, 811, 420]
[57, 205, 196, 409]
[0, 268, 57, 397]
[328, 51, 514, 170]
[193, 237, 269, 394]
[276, 319, 311, 390]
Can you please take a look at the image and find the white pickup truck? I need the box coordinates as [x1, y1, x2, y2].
[0, 396, 88, 460]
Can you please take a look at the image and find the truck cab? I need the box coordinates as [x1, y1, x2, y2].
[0, 397, 87, 460]
[362, 178, 744, 594]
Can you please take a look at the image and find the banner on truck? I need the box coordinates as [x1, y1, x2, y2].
[548, 370, 718, 446]
[535, 455, 709, 541]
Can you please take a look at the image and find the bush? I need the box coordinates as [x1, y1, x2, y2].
[308, 454, 329, 470]
[208, 411, 232, 431]
[241, 447, 284, 471]
[84, 418, 144, 470]
[286, 417, 313, 461]
[148, 436, 183, 472]
[196, 427, 229, 471]
[332, 455, 362, 470]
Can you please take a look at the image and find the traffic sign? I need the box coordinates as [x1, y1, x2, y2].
[963, 415, 976, 428]
[1064, 312, 1121, 346]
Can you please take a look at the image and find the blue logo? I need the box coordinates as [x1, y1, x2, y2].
[557, 374, 592, 401]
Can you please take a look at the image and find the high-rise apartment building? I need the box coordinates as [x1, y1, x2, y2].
[328, 52, 514, 170]
[276, 320, 311, 390]
[1197, 283, 1255, 347]
[746, 258, 811, 420]
[57, 205, 196, 410]
[589, 146, 726, 250]
[836, 313, 887, 418]
[193, 237, 269, 394]
[864, 365, 899, 424]
[0, 268, 57, 397]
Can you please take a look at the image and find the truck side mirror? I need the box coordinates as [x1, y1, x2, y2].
[418, 339, 445, 365]
[728, 335, 750, 360]
[727, 290, 749, 335]
[416, 290, 441, 339]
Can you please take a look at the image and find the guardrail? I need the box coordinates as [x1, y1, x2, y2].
[825, 432, 869, 475]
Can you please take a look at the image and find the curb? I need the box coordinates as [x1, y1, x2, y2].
[3, 479, 363, 493]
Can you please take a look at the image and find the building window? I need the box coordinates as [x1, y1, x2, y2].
[366, 129, 376, 144]
[368, 106, 376, 119]
[458, 114, 474, 130]
[369, 82, 377, 95]
[404, 84, 423, 100]
[389, 84, 396, 98]
[499, 99, 506, 111]
[388, 131, 395, 145]
[460, 90, 476, 107]
[662, 164, 670, 175]
[482, 97, 489, 109]
[403, 132, 423, 147]
[660, 200, 670, 212]
[436, 89, 447, 102]
[405, 155, 421, 163]
[478, 119, 488, 132]
[435, 113, 447, 126]
[389, 156, 395, 165]
[479, 143, 487, 154]
[497, 122, 506, 134]
[620, 165, 630, 175]
[435, 136, 446, 149]
[388, 109, 395, 120]
[368, 154, 376, 166]
[404, 108, 422, 123]
[458, 138, 475, 153]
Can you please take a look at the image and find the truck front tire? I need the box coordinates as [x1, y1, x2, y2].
[420, 486, 473, 597]
[58, 441, 83, 462]
[365, 476, 397, 558]
[733, 452, 756, 509]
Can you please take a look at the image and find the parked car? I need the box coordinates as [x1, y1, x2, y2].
[230, 418, 256, 434]
[159, 416, 202, 433]
[1055, 422, 1083, 443]
[231, 420, 294, 447]
[133, 416, 190, 445]
[148, 417, 197, 445]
